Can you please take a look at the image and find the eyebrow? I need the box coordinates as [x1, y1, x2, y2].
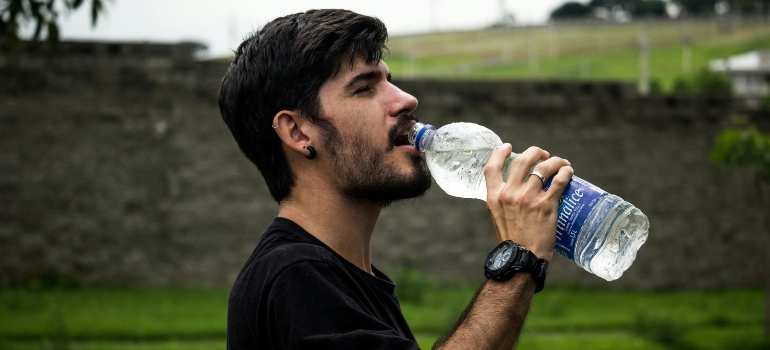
[344, 70, 392, 90]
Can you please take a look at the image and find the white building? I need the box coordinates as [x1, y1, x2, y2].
[710, 51, 770, 98]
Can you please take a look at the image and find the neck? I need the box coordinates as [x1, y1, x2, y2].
[278, 186, 381, 275]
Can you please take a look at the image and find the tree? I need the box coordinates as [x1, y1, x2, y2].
[0, 0, 108, 52]
[672, 0, 770, 17]
[711, 117, 770, 338]
[550, 2, 593, 20]
[671, 0, 719, 15]
[574, 0, 668, 21]
[730, 0, 770, 16]
[633, 0, 667, 17]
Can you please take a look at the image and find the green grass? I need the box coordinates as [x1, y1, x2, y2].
[385, 19, 770, 91]
[210, 19, 770, 90]
[0, 288, 227, 340]
[0, 285, 766, 349]
[0, 340, 224, 350]
[402, 284, 767, 349]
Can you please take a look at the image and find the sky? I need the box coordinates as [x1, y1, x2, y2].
[52, 0, 572, 58]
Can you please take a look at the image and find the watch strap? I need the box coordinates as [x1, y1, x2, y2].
[531, 258, 548, 293]
[484, 240, 548, 293]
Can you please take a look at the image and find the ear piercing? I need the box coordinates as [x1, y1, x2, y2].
[304, 146, 316, 160]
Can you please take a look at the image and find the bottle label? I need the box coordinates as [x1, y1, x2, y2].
[543, 175, 607, 260]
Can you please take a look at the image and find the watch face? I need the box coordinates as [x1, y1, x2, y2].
[491, 247, 512, 270]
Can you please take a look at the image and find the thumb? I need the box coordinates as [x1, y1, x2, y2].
[484, 143, 512, 198]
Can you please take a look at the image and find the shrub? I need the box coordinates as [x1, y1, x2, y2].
[691, 68, 733, 95]
[670, 69, 733, 96]
[671, 76, 692, 94]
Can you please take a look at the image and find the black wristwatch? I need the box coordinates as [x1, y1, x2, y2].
[484, 240, 548, 293]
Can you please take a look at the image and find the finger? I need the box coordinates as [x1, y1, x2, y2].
[526, 157, 571, 191]
[544, 165, 574, 201]
[508, 146, 550, 187]
[526, 170, 547, 189]
[484, 143, 513, 197]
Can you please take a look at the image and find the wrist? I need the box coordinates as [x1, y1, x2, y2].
[511, 239, 553, 262]
[484, 241, 549, 293]
[530, 247, 553, 262]
[486, 272, 537, 297]
[502, 237, 553, 262]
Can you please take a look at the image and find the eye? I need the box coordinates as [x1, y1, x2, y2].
[354, 86, 371, 94]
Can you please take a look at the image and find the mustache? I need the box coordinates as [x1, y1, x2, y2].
[388, 113, 418, 145]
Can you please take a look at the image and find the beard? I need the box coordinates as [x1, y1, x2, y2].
[318, 114, 432, 208]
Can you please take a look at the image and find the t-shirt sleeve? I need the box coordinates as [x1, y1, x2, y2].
[265, 260, 421, 350]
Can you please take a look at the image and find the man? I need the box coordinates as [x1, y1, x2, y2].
[218, 9, 573, 350]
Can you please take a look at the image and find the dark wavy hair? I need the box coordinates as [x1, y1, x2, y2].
[217, 9, 389, 202]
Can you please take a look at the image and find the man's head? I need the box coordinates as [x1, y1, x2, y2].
[218, 9, 431, 205]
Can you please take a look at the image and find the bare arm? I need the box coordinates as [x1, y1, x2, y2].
[433, 145, 573, 350]
[432, 276, 536, 350]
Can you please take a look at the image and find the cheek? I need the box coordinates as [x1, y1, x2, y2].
[349, 116, 389, 144]
[323, 99, 390, 145]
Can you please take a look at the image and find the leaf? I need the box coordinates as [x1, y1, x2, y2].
[29, 0, 43, 18]
[31, 14, 43, 41]
[1, 0, 15, 13]
[3, 0, 25, 24]
[46, 20, 58, 44]
[2, 0, 105, 52]
[90, 0, 103, 27]
[712, 125, 770, 182]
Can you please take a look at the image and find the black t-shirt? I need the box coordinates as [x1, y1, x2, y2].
[227, 217, 421, 350]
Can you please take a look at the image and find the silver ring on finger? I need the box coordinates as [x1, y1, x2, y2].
[528, 171, 546, 186]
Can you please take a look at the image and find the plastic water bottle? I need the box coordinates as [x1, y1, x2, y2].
[409, 122, 649, 281]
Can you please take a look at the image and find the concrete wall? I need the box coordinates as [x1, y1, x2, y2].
[1, 41, 767, 290]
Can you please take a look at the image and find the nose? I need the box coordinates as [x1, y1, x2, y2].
[389, 83, 418, 117]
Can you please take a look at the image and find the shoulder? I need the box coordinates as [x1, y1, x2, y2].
[228, 239, 346, 322]
[264, 241, 333, 264]
[245, 218, 344, 277]
[239, 240, 340, 287]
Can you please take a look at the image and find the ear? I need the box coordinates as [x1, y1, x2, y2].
[272, 110, 314, 158]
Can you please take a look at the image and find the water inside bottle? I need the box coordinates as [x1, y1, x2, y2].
[574, 195, 649, 281]
[427, 149, 494, 200]
[414, 121, 649, 281]
[424, 123, 504, 201]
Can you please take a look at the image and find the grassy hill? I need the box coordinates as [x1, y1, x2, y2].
[385, 18, 770, 91]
